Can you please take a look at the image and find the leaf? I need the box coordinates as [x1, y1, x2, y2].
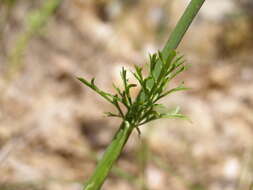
[160, 113, 189, 120]
[104, 112, 121, 118]
[132, 72, 143, 86]
[153, 104, 169, 114]
[164, 50, 177, 68]
[134, 65, 143, 80]
[78, 50, 189, 130]
[160, 106, 190, 121]
[173, 54, 184, 66]
[77, 77, 114, 104]
[113, 95, 125, 117]
[91, 78, 96, 86]
[169, 65, 186, 80]
[113, 83, 123, 97]
[126, 83, 137, 91]
[138, 91, 146, 103]
[144, 77, 155, 91]
[120, 67, 128, 87]
[158, 51, 165, 64]
[149, 53, 158, 72]
[77, 77, 92, 88]
[157, 83, 190, 100]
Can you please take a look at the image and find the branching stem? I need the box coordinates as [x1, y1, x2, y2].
[82, 0, 206, 189]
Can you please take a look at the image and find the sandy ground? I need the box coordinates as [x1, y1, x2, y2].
[0, 0, 253, 190]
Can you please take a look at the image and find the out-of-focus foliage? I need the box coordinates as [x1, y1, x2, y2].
[6, 0, 61, 78]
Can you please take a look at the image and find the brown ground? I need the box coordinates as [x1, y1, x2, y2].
[0, 0, 253, 190]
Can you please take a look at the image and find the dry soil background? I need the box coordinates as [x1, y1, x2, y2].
[0, 0, 253, 190]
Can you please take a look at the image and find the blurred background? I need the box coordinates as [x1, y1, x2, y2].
[1, 0, 253, 190]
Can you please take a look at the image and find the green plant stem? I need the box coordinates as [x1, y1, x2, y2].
[84, 122, 134, 190]
[162, 0, 205, 58]
[83, 0, 205, 189]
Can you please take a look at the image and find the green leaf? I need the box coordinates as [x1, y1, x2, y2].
[134, 65, 143, 80]
[113, 83, 123, 97]
[145, 77, 155, 91]
[153, 104, 169, 114]
[157, 83, 190, 101]
[149, 53, 158, 72]
[77, 77, 114, 104]
[104, 112, 121, 118]
[77, 77, 92, 88]
[165, 50, 177, 67]
[160, 113, 189, 120]
[160, 106, 190, 121]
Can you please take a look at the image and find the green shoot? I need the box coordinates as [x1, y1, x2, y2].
[78, 0, 206, 189]
[78, 50, 188, 131]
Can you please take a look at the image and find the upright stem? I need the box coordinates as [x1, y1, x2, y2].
[83, 0, 206, 189]
[84, 122, 134, 190]
[162, 0, 205, 58]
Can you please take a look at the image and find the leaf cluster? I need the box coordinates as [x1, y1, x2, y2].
[78, 50, 189, 134]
